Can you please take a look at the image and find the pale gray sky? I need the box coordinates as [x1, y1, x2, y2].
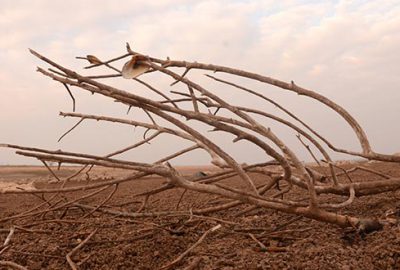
[1, 0, 399, 165]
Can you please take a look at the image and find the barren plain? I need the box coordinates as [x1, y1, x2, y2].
[1, 162, 400, 269]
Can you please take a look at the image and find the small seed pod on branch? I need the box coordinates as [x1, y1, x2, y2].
[86, 55, 102, 65]
[121, 54, 150, 79]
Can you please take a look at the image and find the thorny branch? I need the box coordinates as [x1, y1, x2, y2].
[1, 45, 400, 268]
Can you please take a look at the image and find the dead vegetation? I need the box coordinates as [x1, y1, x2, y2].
[1, 44, 400, 268]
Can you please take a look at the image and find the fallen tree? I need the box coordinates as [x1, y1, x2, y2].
[2, 43, 399, 234]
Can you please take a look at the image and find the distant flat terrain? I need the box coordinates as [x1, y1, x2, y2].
[0, 165, 219, 182]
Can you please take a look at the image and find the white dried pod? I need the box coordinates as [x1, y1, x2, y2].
[121, 55, 150, 79]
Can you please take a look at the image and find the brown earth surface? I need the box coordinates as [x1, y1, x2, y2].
[1, 162, 400, 269]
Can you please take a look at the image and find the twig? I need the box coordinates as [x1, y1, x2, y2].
[135, 78, 179, 109]
[321, 160, 353, 183]
[58, 118, 85, 142]
[66, 229, 97, 270]
[42, 160, 62, 182]
[100, 62, 121, 73]
[62, 83, 76, 112]
[160, 97, 208, 106]
[76, 254, 91, 266]
[183, 257, 203, 270]
[0, 186, 109, 223]
[320, 185, 356, 208]
[142, 128, 151, 140]
[0, 246, 9, 255]
[0, 261, 28, 270]
[155, 144, 200, 164]
[136, 195, 149, 213]
[187, 86, 199, 113]
[49, 68, 69, 77]
[160, 224, 222, 270]
[105, 131, 162, 157]
[324, 163, 392, 180]
[176, 189, 188, 210]
[171, 67, 191, 86]
[143, 108, 157, 126]
[3, 226, 15, 247]
[350, 166, 391, 179]
[248, 233, 268, 251]
[296, 134, 320, 165]
[83, 184, 119, 218]
[213, 107, 220, 116]
[84, 53, 131, 69]
[87, 73, 121, 79]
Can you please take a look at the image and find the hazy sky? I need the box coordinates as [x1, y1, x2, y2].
[1, 0, 399, 165]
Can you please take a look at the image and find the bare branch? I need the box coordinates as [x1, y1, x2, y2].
[2, 226, 15, 247]
[3, 47, 398, 245]
[66, 229, 97, 270]
[297, 134, 320, 166]
[58, 118, 85, 142]
[187, 86, 199, 113]
[0, 261, 28, 270]
[160, 224, 221, 270]
[62, 83, 76, 112]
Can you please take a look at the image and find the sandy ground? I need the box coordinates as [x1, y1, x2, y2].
[0, 162, 400, 269]
[0, 165, 218, 192]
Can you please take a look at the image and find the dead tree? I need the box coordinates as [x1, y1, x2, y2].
[2, 43, 400, 233]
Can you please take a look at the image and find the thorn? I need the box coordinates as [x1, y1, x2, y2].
[233, 136, 243, 143]
[127, 106, 132, 114]
[165, 162, 173, 168]
[126, 42, 133, 54]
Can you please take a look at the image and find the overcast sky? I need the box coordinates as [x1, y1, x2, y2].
[1, 0, 399, 166]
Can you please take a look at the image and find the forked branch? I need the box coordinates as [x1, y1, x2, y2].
[3, 46, 399, 235]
